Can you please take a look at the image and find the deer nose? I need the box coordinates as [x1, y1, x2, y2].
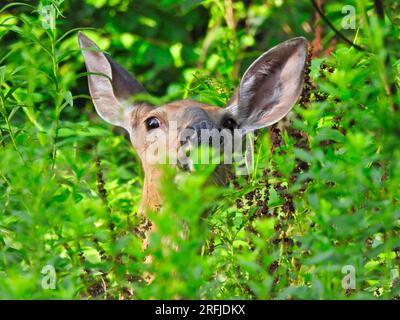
[181, 120, 215, 146]
[191, 120, 213, 134]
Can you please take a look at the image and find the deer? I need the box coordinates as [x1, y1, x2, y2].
[78, 32, 308, 227]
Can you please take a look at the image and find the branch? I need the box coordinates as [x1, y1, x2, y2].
[309, 0, 367, 52]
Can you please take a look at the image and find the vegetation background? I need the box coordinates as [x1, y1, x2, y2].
[0, 0, 399, 299]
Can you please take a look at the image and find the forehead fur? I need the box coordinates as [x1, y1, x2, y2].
[132, 99, 223, 124]
[162, 100, 223, 125]
[162, 99, 212, 110]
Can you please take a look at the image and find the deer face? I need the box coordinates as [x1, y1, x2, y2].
[129, 101, 231, 171]
[78, 32, 308, 212]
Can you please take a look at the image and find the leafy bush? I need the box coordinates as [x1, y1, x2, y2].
[0, 0, 399, 299]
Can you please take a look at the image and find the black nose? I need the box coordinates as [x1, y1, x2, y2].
[181, 120, 215, 146]
[191, 120, 213, 135]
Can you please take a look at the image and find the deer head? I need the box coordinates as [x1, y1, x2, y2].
[78, 32, 308, 215]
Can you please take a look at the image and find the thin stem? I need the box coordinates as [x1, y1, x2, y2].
[224, 0, 235, 30]
[373, 0, 398, 111]
[51, 107, 60, 170]
[0, 170, 10, 187]
[359, 0, 397, 112]
[48, 19, 61, 169]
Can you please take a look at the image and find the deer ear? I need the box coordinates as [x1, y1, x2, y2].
[78, 32, 148, 131]
[226, 37, 308, 130]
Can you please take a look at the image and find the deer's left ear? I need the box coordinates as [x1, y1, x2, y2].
[225, 37, 308, 130]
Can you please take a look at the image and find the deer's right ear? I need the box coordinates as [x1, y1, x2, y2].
[225, 37, 308, 131]
[78, 32, 149, 131]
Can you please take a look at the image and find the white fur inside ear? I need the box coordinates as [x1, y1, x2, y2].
[239, 59, 277, 109]
[82, 48, 130, 130]
[257, 46, 307, 127]
[79, 33, 137, 132]
[238, 75, 256, 110]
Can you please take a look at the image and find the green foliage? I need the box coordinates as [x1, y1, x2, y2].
[0, 0, 399, 299]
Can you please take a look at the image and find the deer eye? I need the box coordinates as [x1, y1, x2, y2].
[221, 117, 237, 130]
[145, 117, 160, 130]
